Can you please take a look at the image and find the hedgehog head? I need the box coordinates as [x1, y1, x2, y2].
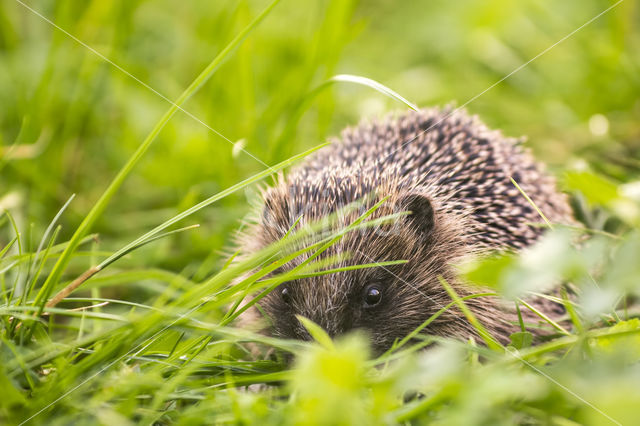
[250, 172, 505, 354]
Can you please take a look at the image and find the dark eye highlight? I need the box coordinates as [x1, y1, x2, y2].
[364, 285, 382, 307]
[281, 287, 292, 305]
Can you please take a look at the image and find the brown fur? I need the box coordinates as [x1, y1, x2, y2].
[236, 108, 574, 354]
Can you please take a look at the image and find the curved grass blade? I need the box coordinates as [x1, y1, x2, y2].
[329, 74, 419, 111]
[273, 73, 418, 155]
[220, 206, 403, 325]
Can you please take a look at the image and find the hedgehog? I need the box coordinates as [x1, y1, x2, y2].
[237, 107, 574, 355]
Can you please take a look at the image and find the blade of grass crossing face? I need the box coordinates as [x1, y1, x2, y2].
[515, 301, 526, 332]
[220, 205, 399, 324]
[244, 258, 407, 298]
[218, 244, 333, 324]
[219, 251, 354, 323]
[301, 196, 391, 267]
[174, 194, 358, 306]
[289, 260, 408, 280]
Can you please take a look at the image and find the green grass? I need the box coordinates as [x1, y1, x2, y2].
[1, 0, 640, 424]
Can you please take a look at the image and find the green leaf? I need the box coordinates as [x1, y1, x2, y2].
[595, 319, 640, 358]
[563, 171, 619, 206]
[459, 253, 516, 290]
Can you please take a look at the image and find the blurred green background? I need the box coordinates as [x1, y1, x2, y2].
[1, 0, 639, 276]
[2, 2, 640, 424]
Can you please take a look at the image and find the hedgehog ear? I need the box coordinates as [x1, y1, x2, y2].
[400, 193, 435, 236]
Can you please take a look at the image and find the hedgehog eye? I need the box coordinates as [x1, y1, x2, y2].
[281, 287, 292, 305]
[363, 285, 382, 307]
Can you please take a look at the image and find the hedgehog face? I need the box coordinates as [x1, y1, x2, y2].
[256, 192, 479, 355]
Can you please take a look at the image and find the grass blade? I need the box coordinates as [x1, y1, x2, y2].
[438, 276, 503, 351]
[330, 74, 419, 111]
